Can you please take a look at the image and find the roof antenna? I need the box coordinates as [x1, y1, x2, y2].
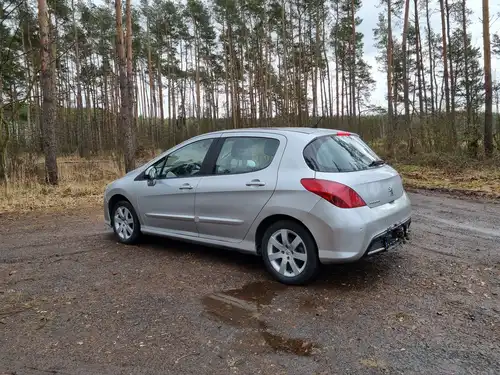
[312, 116, 323, 129]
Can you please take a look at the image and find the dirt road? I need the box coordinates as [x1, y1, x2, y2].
[1, 192, 499, 375]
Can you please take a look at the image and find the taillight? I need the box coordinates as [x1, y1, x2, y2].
[300, 178, 366, 209]
[336, 131, 351, 136]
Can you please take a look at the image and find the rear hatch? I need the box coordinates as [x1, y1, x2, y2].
[303, 133, 404, 208]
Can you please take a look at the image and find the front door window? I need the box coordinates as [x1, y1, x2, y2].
[150, 138, 214, 179]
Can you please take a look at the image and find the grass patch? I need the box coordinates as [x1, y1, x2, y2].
[377, 147, 500, 198]
[395, 163, 500, 198]
[1, 181, 108, 213]
[0, 157, 123, 214]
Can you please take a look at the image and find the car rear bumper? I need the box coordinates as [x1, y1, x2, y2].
[363, 218, 411, 257]
[307, 192, 412, 264]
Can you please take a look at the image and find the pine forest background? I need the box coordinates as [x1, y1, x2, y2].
[1, 0, 500, 203]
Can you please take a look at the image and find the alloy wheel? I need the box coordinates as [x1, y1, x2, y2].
[267, 229, 307, 277]
[114, 206, 134, 241]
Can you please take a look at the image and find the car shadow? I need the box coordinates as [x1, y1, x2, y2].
[314, 255, 401, 290]
[106, 232, 402, 290]
[136, 233, 265, 271]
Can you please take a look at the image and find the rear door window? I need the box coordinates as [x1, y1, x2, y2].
[215, 137, 280, 175]
[303, 135, 382, 173]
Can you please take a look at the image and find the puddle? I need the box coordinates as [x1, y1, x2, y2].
[201, 292, 267, 329]
[261, 331, 316, 356]
[201, 281, 284, 329]
[202, 281, 319, 356]
[222, 280, 287, 306]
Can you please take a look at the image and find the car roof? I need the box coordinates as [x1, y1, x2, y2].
[204, 127, 355, 137]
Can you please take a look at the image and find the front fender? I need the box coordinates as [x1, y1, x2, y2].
[104, 185, 142, 226]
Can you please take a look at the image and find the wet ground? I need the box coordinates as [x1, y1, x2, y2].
[0, 191, 499, 374]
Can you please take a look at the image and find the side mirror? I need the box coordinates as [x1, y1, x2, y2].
[145, 167, 157, 186]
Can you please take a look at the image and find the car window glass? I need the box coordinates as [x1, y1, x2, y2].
[151, 156, 167, 178]
[215, 137, 279, 175]
[151, 138, 213, 179]
[303, 135, 382, 172]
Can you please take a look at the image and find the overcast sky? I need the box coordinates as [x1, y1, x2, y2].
[358, 0, 500, 107]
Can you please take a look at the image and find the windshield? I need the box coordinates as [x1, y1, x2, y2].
[303, 135, 383, 173]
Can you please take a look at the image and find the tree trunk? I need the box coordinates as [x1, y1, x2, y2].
[414, 0, 426, 115]
[335, 23, 340, 120]
[282, 0, 289, 118]
[387, 0, 394, 153]
[341, 53, 345, 120]
[312, 9, 319, 119]
[402, 0, 411, 137]
[146, 16, 157, 147]
[482, 0, 493, 156]
[445, 0, 456, 139]
[38, 0, 58, 185]
[351, 0, 357, 130]
[426, 0, 435, 114]
[125, 0, 135, 168]
[115, 0, 133, 172]
[439, 0, 451, 116]
[462, 0, 471, 128]
[265, 19, 271, 123]
[222, 19, 229, 121]
[194, 24, 201, 123]
[228, 24, 238, 128]
[321, 12, 333, 118]
[21, 18, 33, 151]
[0, 77, 9, 186]
[157, 55, 164, 144]
[71, 0, 88, 158]
[439, 0, 450, 115]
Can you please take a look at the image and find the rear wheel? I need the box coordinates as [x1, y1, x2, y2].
[111, 201, 141, 244]
[261, 220, 319, 285]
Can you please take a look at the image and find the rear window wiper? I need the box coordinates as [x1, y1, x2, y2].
[368, 159, 386, 167]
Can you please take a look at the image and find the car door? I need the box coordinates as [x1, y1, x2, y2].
[137, 137, 216, 237]
[195, 133, 286, 243]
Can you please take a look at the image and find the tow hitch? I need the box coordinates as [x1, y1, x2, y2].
[365, 219, 411, 257]
[384, 222, 410, 249]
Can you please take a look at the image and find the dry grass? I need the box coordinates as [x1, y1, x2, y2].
[1, 155, 499, 214]
[395, 163, 500, 198]
[0, 157, 123, 214]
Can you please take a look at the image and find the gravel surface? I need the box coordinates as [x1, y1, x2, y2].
[0, 191, 499, 375]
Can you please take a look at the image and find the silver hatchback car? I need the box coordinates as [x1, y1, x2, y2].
[104, 128, 411, 284]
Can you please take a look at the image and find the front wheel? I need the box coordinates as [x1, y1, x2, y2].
[261, 220, 320, 285]
[112, 200, 141, 244]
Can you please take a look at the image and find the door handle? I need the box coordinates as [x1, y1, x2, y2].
[179, 183, 193, 190]
[246, 179, 266, 187]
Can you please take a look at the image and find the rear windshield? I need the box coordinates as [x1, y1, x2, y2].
[303, 135, 383, 172]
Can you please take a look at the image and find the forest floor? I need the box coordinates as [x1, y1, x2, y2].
[0, 156, 499, 214]
[0, 191, 499, 374]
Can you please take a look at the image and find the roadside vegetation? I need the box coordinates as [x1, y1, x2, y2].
[1, 148, 499, 214]
[1, 0, 499, 213]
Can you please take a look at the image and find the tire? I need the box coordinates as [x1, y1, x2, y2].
[111, 200, 141, 244]
[261, 220, 320, 285]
